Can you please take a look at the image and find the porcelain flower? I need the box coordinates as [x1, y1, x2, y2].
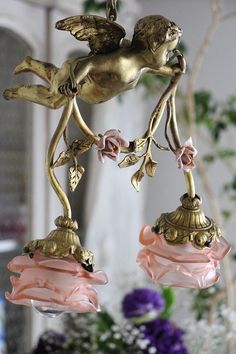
[175, 137, 198, 171]
[5, 251, 108, 314]
[137, 225, 230, 289]
[97, 129, 129, 163]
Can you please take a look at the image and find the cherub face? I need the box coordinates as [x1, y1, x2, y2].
[165, 22, 183, 50]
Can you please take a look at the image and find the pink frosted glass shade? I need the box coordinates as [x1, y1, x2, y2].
[6, 251, 108, 314]
[137, 225, 231, 289]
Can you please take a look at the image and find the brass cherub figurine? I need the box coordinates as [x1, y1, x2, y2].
[3, 14, 182, 109]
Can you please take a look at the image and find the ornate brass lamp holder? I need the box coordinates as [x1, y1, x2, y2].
[3, 0, 231, 312]
[153, 193, 221, 249]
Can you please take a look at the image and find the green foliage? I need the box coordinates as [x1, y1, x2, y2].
[159, 287, 175, 319]
[221, 209, 231, 221]
[138, 74, 167, 96]
[223, 176, 236, 192]
[63, 311, 142, 354]
[217, 149, 236, 159]
[203, 154, 215, 163]
[83, 0, 121, 14]
[83, 0, 106, 13]
[222, 95, 236, 126]
[203, 150, 236, 164]
[194, 90, 224, 141]
[231, 252, 236, 261]
[193, 91, 236, 143]
[191, 287, 218, 320]
[177, 42, 187, 55]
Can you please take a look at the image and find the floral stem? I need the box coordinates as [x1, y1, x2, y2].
[73, 99, 99, 143]
[46, 99, 74, 219]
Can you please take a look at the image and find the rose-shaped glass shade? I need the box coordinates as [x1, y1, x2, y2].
[5, 251, 108, 317]
[137, 225, 231, 289]
[97, 129, 129, 163]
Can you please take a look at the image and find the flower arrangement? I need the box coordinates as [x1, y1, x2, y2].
[30, 287, 188, 354]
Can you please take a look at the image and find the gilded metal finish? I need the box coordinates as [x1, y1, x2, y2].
[3, 12, 186, 193]
[46, 99, 74, 219]
[3, 15, 182, 107]
[153, 194, 221, 249]
[23, 216, 95, 272]
[3, 3, 209, 255]
[106, 0, 118, 22]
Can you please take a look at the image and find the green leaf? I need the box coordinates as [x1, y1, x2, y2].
[222, 95, 236, 126]
[177, 41, 187, 54]
[194, 90, 217, 125]
[217, 149, 236, 159]
[96, 312, 115, 336]
[159, 287, 175, 319]
[231, 253, 236, 261]
[83, 0, 122, 13]
[203, 154, 215, 163]
[83, 0, 106, 13]
[222, 209, 231, 220]
[212, 121, 227, 142]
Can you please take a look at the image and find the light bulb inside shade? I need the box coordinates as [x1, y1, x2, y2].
[31, 300, 64, 318]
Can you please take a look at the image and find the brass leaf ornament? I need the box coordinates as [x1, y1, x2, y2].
[118, 153, 141, 168]
[145, 158, 158, 177]
[131, 170, 145, 192]
[69, 165, 85, 192]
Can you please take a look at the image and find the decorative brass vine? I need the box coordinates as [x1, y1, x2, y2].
[3, 0, 205, 256]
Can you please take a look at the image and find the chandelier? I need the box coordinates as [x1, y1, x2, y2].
[3, 0, 230, 317]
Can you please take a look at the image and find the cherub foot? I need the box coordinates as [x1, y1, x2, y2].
[3, 88, 19, 100]
[14, 56, 32, 74]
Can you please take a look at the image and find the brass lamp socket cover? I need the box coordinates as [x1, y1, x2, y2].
[23, 216, 94, 272]
[153, 194, 221, 249]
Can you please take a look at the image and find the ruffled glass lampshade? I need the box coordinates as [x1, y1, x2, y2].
[137, 225, 230, 289]
[6, 251, 108, 317]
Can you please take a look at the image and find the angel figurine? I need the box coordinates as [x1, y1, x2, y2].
[3, 14, 183, 109]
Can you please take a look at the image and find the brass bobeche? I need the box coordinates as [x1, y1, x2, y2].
[153, 194, 221, 249]
[23, 216, 95, 272]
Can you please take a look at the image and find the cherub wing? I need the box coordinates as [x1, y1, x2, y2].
[55, 15, 126, 54]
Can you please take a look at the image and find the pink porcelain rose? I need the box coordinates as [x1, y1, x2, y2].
[137, 225, 230, 289]
[175, 137, 198, 171]
[6, 251, 108, 314]
[97, 129, 129, 163]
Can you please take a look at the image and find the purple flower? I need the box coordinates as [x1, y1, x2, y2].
[97, 129, 129, 163]
[32, 330, 65, 354]
[142, 319, 188, 354]
[122, 288, 164, 320]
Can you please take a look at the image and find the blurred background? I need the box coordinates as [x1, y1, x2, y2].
[0, 0, 235, 353]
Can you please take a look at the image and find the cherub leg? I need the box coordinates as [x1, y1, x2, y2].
[3, 85, 66, 109]
[14, 56, 59, 84]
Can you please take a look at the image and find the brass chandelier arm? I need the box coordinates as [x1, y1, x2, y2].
[106, 0, 118, 22]
[46, 99, 74, 219]
[72, 100, 100, 143]
[184, 171, 196, 198]
[146, 79, 178, 138]
[147, 54, 186, 139]
[168, 80, 196, 198]
[147, 53, 195, 199]
[169, 89, 181, 149]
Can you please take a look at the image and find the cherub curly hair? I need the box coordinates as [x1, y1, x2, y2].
[132, 15, 179, 53]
